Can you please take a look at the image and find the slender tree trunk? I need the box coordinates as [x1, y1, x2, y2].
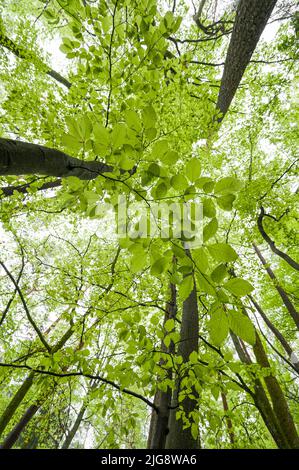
[0, 324, 74, 438]
[253, 243, 299, 329]
[230, 332, 289, 448]
[257, 207, 299, 271]
[220, 387, 235, 446]
[147, 282, 177, 449]
[217, 0, 277, 120]
[0, 32, 71, 89]
[249, 295, 299, 374]
[166, 266, 199, 449]
[0, 372, 35, 438]
[252, 333, 299, 448]
[61, 404, 87, 449]
[0, 337, 84, 449]
[0, 404, 40, 449]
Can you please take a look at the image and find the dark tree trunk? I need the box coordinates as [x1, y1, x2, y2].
[0, 372, 35, 438]
[252, 333, 299, 448]
[166, 265, 199, 449]
[257, 207, 299, 271]
[253, 243, 299, 329]
[61, 404, 87, 449]
[0, 404, 40, 449]
[249, 295, 299, 374]
[217, 0, 277, 120]
[0, 324, 74, 437]
[230, 332, 289, 448]
[147, 282, 177, 449]
[0, 138, 113, 180]
[220, 388, 235, 446]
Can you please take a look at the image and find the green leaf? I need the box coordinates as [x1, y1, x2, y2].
[164, 318, 175, 332]
[193, 247, 209, 273]
[224, 278, 254, 297]
[125, 109, 142, 132]
[142, 105, 157, 129]
[203, 199, 216, 218]
[171, 174, 188, 191]
[179, 275, 194, 301]
[111, 123, 127, 148]
[208, 308, 229, 346]
[203, 217, 218, 242]
[214, 177, 243, 195]
[189, 351, 198, 364]
[196, 271, 216, 296]
[163, 150, 179, 165]
[216, 194, 236, 211]
[93, 123, 110, 150]
[207, 243, 238, 262]
[186, 158, 201, 182]
[131, 252, 147, 273]
[228, 310, 256, 345]
[150, 257, 168, 276]
[211, 264, 227, 283]
[151, 140, 169, 159]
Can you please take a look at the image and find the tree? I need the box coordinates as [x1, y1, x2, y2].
[0, 0, 298, 449]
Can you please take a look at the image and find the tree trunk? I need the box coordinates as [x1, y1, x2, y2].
[253, 333, 299, 448]
[147, 282, 177, 449]
[257, 207, 299, 271]
[230, 332, 289, 448]
[253, 243, 299, 329]
[217, 0, 277, 120]
[166, 267, 199, 449]
[249, 294, 299, 374]
[0, 324, 74, 437]
[61, 404, 87, 449]
[0, 404, 40, 449]
[0, 372, 35, 438]
[0, 138, 113, 180]
[220, 389, 235, 446]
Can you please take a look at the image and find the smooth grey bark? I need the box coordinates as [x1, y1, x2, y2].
[0, 138, 113, 180]
[252, 333, 299, 449]
[217, 0, 277, 120]
[166, 268, 199, 449]
[147, 282, 177, 449]
[61, 403, 87, 449]
[257, 207, 299, 271]
[0, 324, 74, 438]
[0, 404, 40, 449]
[230, 332, 289, 449]
[0, 372, 35, 439]
[253, 243, 299, 329]
[249, 294, 299, 374]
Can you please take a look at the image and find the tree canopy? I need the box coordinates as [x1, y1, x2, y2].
[0, 0, 298, 450]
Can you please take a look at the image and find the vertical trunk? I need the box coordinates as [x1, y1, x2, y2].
[0, 324, 74, 438]
[257, 207, 299, 271]
[0, 372, 35, 438]
[0, 404, 40, 449]
[166, 268, 199, 449]
[249, 295, 299, 374]
[216, 0, 277, 120]
[253, 333, 299, 448]
[220, 389, 235, 446]
[230, 332, 289, 448]
[61, 403, 87, 449]
[253, 243, 299, 329]
[147, 282, 177, 449]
